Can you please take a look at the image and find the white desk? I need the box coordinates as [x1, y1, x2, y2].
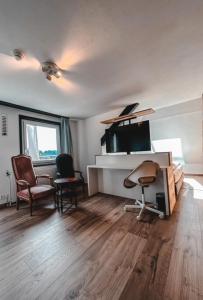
[87, 153, 176, 216]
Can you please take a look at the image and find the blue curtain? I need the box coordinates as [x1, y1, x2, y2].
[61, 117, 73, 154]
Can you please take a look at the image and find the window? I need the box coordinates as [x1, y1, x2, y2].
[152, 138, 184, 161]
[20, 116, 61, 165]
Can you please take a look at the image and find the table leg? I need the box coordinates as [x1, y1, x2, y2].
[56, 185, 59, 212]
[60, 185, 63, 214]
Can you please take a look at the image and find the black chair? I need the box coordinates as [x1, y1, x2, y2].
[56, 153, 85, 193]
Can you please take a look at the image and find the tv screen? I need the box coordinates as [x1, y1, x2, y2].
[106, 121, 151, 153]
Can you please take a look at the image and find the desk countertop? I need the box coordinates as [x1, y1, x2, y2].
[87, 165, 168, 170]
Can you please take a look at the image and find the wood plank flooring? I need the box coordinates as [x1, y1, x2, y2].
[0, 176, 203, 300]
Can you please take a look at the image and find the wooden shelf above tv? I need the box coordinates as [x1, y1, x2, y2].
[100, 108, 155, 124]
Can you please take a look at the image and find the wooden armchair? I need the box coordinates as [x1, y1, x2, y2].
[11, 154, 56, 216]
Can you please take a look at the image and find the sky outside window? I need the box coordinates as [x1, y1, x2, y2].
[37, 126, 57, 151]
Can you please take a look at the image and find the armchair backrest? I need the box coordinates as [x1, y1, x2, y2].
[56, 153, 75, 178]
[11, 155, 37, 190]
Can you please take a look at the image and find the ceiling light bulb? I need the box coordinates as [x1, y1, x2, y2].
[55, 70, 62, 78]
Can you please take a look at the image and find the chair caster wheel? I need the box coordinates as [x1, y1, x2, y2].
[159, 214, 164, 219]
[136, 215, 142, 221]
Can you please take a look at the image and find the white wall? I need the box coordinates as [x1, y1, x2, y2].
[0, 105, 79, 203]
[78, 98, 203, 178]
[150, 111, 203, 164]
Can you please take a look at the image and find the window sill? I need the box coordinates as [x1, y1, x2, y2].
[33, 162, 56, 167]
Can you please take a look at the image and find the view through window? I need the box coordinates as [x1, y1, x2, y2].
[20, 116, 61, 164]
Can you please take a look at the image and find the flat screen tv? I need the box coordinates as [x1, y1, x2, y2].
[105, 120, 151, 154]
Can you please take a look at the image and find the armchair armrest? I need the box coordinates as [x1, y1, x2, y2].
[74, 170, 84, 182]
[36, 174, 54, 186]
[17, 179, 30, 187]
[17, 180, 32, 198]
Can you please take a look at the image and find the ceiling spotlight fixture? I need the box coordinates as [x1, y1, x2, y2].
[13, 49, 24, 61]
[41, 61, 62, 81]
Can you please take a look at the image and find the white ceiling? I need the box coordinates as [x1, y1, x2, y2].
[0, 0, 203, 118]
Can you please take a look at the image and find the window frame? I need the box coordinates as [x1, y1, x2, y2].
[19, 115, 61, 167]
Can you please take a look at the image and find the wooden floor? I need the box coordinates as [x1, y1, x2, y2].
[0, 176, 203, 300]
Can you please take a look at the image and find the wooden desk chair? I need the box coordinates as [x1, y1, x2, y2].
[124, 160, 164, 220]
